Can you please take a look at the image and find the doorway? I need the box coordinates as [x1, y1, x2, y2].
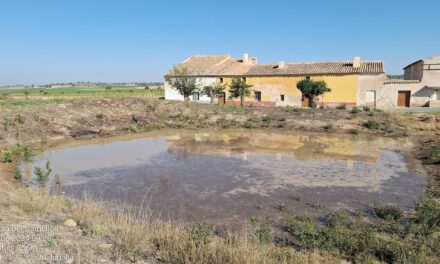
[301, 97, 310, 107]
[218, 92, 226, 105]
[397, 91, 410, 107]
[366, 90, 376, 108]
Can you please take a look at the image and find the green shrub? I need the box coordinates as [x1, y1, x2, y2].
[323, 122, 334, 132]
[373, 202, 403, 220]
[21, 144, 32, 161]
[1, 150, 13, 163]
[127, 124, 138, 132]
[244, 120, 256, 129]
[336, 104, 347, 110]
[250, 218, 272, 244]
[349, 128, 358, 134]
[34, 161, 52, 187]
[285, 216, 321, 249]
[420, 115, 432, 122]
[362, 105, 371, 112]
[186, 220, 215, 245]
[96, 113, 104, 119]
[350, 107, 361, 114]
[261, 115, 273, 124]
[383, 123, 394, 133]
[427, 149, 440, 164]
[364, 119, 380, 129]
[414, 196, 440, 234]
[14, 114, 25, 124]
[13, 166, 22, 180]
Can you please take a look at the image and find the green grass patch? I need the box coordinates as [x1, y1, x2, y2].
[364, 119, 380, 129]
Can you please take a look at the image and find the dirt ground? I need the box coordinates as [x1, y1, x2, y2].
[0, 98, 438, 148]
[0, 98, 439, 263]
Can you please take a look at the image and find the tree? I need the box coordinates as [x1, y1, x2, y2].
[165, 66, 199, 101]
[296, 77, 331, 108]
[201, 83, 225, 104]
[228, 77, 252, 107]
[23, 89, 30, 99]
[105, 86, 112, 95]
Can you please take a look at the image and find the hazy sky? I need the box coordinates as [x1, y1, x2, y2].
[1, 0, 439, 85]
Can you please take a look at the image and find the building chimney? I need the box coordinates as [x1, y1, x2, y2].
[243, 53, 249, 64]
[251, 57, 257, 65]
[278, 61, 285, 69]
[353, 56, 361, 68]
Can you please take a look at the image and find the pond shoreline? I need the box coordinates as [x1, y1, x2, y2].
[0, 98, 439, 263]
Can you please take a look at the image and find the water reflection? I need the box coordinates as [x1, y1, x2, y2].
[25, 130, 425, 226]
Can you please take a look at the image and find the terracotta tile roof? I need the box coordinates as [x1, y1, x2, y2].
[166, 55, 385, 77]
[383, 79, 421, 85]
[165, 55, 232, 76]
[246, 61, 384, 76]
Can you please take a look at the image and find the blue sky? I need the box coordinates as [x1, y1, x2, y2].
[1, 0, 439, 85]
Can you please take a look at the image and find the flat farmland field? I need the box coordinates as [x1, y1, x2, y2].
[0, 85, 164, 99]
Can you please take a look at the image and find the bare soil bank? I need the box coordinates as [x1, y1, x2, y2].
[0, 98, 439, 147]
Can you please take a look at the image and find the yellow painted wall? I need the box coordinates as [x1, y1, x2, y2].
[217, 74, 359, 105]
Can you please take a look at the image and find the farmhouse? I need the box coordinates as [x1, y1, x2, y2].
[165, 53, 440, 108]
[372, 54, 440, 108]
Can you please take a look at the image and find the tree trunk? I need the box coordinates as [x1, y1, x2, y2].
[309, 96, 316, 108]
[240, 94, 244, 107]
[183, 95, 190, 101]
[210, 90, 214, 104]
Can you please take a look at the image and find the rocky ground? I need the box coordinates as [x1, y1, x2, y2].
[0, 97, 439, 263]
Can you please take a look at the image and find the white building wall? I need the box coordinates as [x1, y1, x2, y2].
[376, 83, 423, 108]
[357, 73, 387, 106]
[164, 77, 216, 103]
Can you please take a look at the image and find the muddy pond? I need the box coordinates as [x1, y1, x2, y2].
[23, 130, 426, 228]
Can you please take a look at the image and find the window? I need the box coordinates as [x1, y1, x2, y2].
[242, 77, 247, 83]
[192, 93, 199, 101]
[220, 78, 224, 83]
[255, 91, 261, 102]
[280, 94, 285, 101]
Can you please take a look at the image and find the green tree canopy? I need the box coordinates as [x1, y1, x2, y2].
[228, 77, 252, 107]
[296, 77, 331, 107]
[165, 67, 199, 101]
[201, 83, 225, 104]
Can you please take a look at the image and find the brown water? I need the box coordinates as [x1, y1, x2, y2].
[24, 130, 426, 227]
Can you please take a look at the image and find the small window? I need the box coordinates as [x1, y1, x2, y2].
[280, 94, 285, 101]
[220, 78, 224, 83]
[192, 93, 199, 101]
[242, 77, 247, 83]
[255, 91, 261, 102]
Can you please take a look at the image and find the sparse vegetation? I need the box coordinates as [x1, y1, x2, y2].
[186, 220, 215, 245]
[336, 104, 346, 110]
[349, 128, 358, 134]
[0, 97, 438, 263]
[13, 166, 22, 180]
[1, 150, 13, 163]
[323, 122, 334, 132]
[427, 149, 440, 164]
[350, 107, 361, 114]
[364, 119, 380, 129]
[362, 105, 371, 112]
[14, 114, 25, 124]
[373, 201, 403, 220]
[33, 161, 53, 187]
[283, 196, 440, 263]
